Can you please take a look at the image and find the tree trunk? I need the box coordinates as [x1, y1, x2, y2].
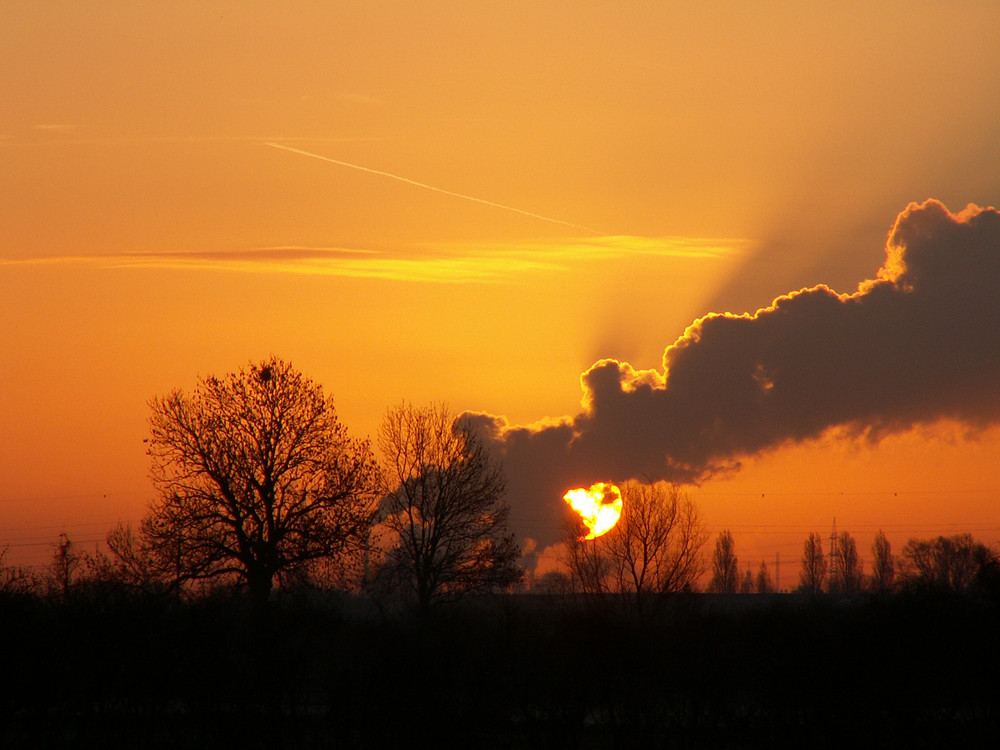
[248, 568, 274, 608]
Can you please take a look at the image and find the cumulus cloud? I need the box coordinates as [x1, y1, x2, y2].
[468, 200, 1000, 548]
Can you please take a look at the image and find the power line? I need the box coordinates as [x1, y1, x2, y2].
[4, 534, 106, 549]
[0, 490, 146, 505]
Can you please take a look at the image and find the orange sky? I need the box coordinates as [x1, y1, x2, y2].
[3, 2, 1000, 577]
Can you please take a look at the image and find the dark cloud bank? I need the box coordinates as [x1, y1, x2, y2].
[463, 200, 1000, 547]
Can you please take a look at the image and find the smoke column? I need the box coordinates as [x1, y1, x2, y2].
[464, 200, 1000, 549]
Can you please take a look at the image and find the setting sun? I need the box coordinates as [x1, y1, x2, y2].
[563, 482, 624, 540]
[3, 1, 1000, 601]
[4, 2, 1000, 741]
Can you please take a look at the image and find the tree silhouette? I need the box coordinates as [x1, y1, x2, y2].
[48, 533, 81, 601]
[377, 403, 522, 609]
[143, 357, 380, 605]
[829, 531, 863, 594]
[562, 482, 706, 607]
[870, 529, 895, 593]
[0, 546, 35, 594]
[708, 530, 739, 593]
[602, 482, 707, 601]
[563, 528, 612, 597]
[533, 569, 573, 596]
[755, 560, 775, 593]
[86, 521, 183, 595]
[899, 533, 998, 592]
[799, 532, 827, 594]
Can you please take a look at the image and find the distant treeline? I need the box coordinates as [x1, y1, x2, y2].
[4, 527, 1000, 603]
[699, 528, 1000, 596]
[9, 358, 998, 607]
[4, 357, 1000, 745]
[2, 584, 1000, 749]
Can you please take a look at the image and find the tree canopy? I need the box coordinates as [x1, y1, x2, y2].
[708, 529, 739, 593]
[143, 357, 380, 603]
[377, 402, 522, 608]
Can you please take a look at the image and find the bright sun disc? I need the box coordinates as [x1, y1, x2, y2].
[563, 482, 623, 540]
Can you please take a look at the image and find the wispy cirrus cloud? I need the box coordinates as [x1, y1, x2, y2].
[481, 235, 750, 262]
[2, 236, 746, 284]
[107, 246, 554, 284]
[2, 133, 390, 148]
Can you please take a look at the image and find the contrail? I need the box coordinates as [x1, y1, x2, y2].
[266, 142, 604, 235]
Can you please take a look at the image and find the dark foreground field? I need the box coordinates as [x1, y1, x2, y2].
[2, 589, 998, 748]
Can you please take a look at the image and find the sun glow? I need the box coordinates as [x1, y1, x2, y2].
[562, 482, 624, 540]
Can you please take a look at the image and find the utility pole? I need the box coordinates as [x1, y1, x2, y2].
[775, 551, 780, 593]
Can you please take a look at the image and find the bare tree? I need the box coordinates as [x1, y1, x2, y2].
[86, 522, 183, 595]
[869, 529, 895, 593]
[0, 546, 36, 595]
[377, 403, 522, 609]
[48, 533, 82, 601]
[602, 482, 708, 601]
[533, 570, 573, 596]
[562, 482, 707, 608]
[829, 531, 863, 594]
[755, 560, 775, 593]
[799, 532, 827, 594]
[708, 530, 739, 593]
[144, 357, 380, 605]
[563, 529, 612, 597]
[899, 533, 997, 592]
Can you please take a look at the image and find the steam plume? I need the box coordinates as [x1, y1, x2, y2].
[465, 200, 1000, 547]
